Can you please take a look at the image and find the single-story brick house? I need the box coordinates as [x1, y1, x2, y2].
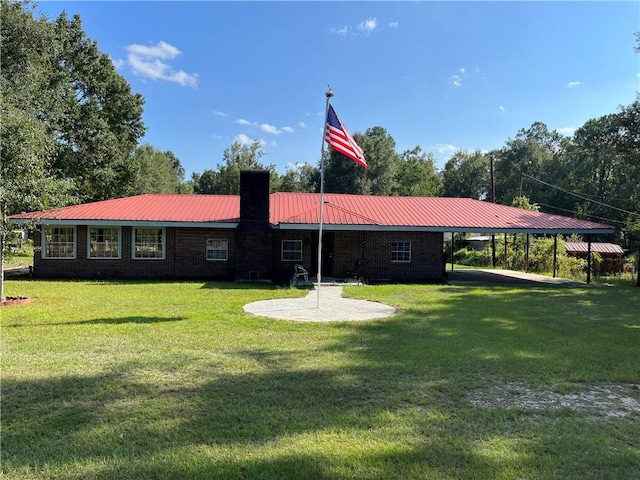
[9, 170, 615, 284]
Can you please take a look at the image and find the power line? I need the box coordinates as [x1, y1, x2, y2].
[536, 202, 627, 226]
[522, 173, 640, 217]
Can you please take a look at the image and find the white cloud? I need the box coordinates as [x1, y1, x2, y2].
[389, 21, 399, 28]
[168, 70, 198, 87]
[287, 162, 305, 170]
[260, 123, 281, 134]
[297, 122, 307, 129]
[332, 26, 350, 36]
[110, 56, 125, 70]
[233, 133, 266, 147]
[449, 67, 467, 87]
[358, 17, 377, 33]
[332, 17, 379, 36]
[434, 144, 458, 156]
[556, 127, 576, 136]
[127, 41, 180, 59]
[235, 118, 294, 135]
[212, 110, 228, 117]
[567, 81, 581, 88]
[234, 133, 255, 146]
[499, 106, 506, 113]
[124, 41, 198, 87]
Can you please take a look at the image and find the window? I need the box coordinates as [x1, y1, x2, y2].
[43, 226, 75, 258]
[133, 228, 165, 259]
[206, 239, 228, 261]
[88, 227, 120, 258]
[391, 242, 411, 262]
[282, 240, 302, 262]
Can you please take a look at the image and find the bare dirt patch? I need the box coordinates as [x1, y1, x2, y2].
[468, 382, 640, 418]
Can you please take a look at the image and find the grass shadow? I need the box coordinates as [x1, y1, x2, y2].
[5, 316, 186, 328]
[2, 282, 638, 479]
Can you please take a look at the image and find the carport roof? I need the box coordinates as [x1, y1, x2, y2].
[9, 192, 614, 235]
[271, 193, 614, 234]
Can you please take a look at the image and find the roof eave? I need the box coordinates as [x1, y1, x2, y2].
[275, 223, 615, 235]
[8, 218, 239, 228]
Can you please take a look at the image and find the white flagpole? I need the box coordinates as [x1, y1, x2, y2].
[317, 86, 333, 308]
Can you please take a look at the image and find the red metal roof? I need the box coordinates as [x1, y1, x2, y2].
[9, 192, 614, 233]
[10, 194, 240, 223]
[565, 242, 625, 254]
[271, 193, 613, 233]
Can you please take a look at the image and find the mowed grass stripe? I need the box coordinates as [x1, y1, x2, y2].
[2, 279, 639, 479]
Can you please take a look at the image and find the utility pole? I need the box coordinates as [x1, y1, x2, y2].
[519, 173, 523, 197]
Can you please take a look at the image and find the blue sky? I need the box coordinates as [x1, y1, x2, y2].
[36, 1, 639, 178]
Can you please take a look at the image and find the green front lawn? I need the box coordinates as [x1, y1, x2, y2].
[2, 279, 639, 479]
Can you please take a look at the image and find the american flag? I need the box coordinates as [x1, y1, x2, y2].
[324, 105, 367, 168]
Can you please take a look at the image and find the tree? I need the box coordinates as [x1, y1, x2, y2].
[279, 163, 319, 193]
[495, 122, 566, 205]
[1, 1, 145, 299]
[0, 101, 75, 302]
[511, 195, 540, 211]
[624, 218, 640, 287]
[192, 169, 218, 194]
[1, 1, 146, 202]
[393, 147, 442, 196]
[129, 144, 189, 194]
[560, 114, 629, 223]
[324, 126, 399, 195]
[442, 150, 490, 199]
[615, 98, 640, 219]
[192, 140, 280, 194]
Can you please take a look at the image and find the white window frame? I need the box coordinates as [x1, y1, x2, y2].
[88, 226, 121, 259]
[42, 226, 76, 259]
[132, 227, 165, 260]
[206, 239, 228, 261]
[281, 240, 302, 262]
[391, 241, 411, 263]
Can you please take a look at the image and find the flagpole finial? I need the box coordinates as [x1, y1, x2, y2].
[326, 85, 334, 98]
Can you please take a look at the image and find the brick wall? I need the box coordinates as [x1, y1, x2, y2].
[357, 231, 444, 282]
[33, 225, 236, 280]
[271, 229, 445, 283]
[272, 230, 315, 284]
[31, 225, 444, 283]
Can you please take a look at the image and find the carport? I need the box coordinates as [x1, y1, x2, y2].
[442, 203, 615, 284]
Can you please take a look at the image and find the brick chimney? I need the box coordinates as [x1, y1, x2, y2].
[236, 170, 272, 281]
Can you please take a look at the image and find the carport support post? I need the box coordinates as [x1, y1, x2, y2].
[587, 236, 592, 284]
[525, 233, 530, 273]
[491, 235, 496, 267]
[450, 232, 454, 271]
[503, 233, 508, 269]
[553, 235, 558, 278]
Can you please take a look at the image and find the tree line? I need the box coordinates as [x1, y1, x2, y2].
[2, 0, 638, 255]
[191, 104, 639, 243]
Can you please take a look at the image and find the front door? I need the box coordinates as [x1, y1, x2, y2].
[311, 231, 335, 278]
[322, 232, 335, 277]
